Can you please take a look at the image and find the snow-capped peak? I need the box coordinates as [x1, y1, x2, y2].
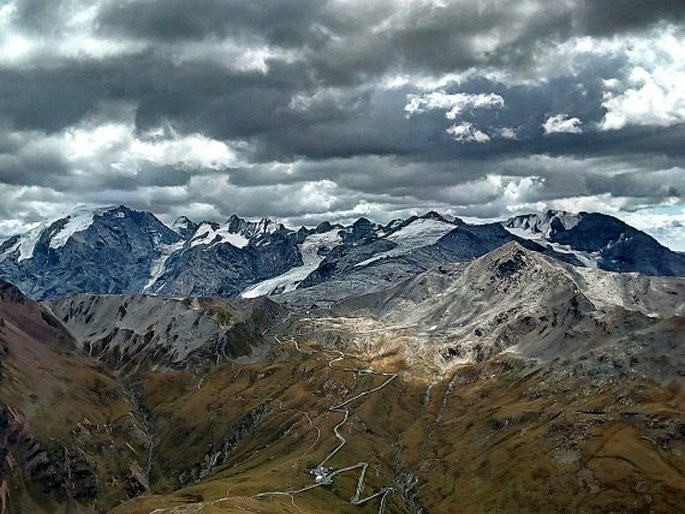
[386, 216, 458, 243]
[224, 215, 286, 241]
[49, 208, 101, 250]
[170, 215, 199, 238]
[172, 216, 194, 229]
[241, 227, 342, 298]
[355, 216, 459, 267]
[502, 211, 599, 269]
[1, 205, 125, 262]
[255, 218, 281, 235]
[189, 222, 250, 249]
[504, 210, 582, 237]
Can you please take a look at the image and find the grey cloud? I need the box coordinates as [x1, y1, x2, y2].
[93, 1, 683, 81]
[97, 0, 331, 46]
[10, 0, 72, 34]
[0, 2, 679, 163]
[578, 0, 685, 35]
[0, 69, 99, 132]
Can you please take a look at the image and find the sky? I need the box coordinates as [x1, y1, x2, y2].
[0, 0, 684, 250]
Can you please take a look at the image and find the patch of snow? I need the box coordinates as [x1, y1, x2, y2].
[241, 229, 342, 298]
[3, 205, 118, 262]
[503, 225, 599, 269]
[49, 210, 98, 250]
[190, 222, 250, 249]
[13, 222, 47, 262]
[379, 219, 404, 236]
[356, 218, 457, 267]
[506, 211, 580, 238]
[222, 232, 250, 248]
[255, 218, 280, 235]
[49, 206, 123, 250]
[171, 216, 194, 232]
[143, 240, 186, 293]
[240, 262, 322, 298]
[386, 218, 456, 243]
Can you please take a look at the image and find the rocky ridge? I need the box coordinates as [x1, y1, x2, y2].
[0, 281, 150, 513]
[51, 293, 286, 372]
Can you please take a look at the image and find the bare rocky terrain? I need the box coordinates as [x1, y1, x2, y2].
[51, 294, 285, 372]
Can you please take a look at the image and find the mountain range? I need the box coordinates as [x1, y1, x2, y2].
[1, 205, 683, 303]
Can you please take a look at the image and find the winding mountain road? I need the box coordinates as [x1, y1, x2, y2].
[238, 318, 398, 513]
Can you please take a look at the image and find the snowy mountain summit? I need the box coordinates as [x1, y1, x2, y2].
[503, 210, 685, 276]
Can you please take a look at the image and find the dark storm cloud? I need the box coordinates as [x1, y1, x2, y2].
[579, 0, 685, 35]
[1, 0, 680, 159]
[95, 0, 557, 83]
[93, 0, 685, 80]
[97, 0, 330, 46]
[0, 67, 100, 132]
[10, 0, 68, 33]
[0, 50, 639, 162]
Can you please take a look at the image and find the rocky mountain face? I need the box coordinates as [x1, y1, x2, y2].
[51, 294, 286, 372]
[0, 206, 182, 301]
[1, 206, 684, 303]
[331, 242, 685, 379]
[503, 210, 685, 276]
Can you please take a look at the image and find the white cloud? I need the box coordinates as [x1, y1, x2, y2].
[130, 132, 240, 170]
[600, 30, 685, 130]
[170, 39, 299, 74]
[404, 91, 504, 119]
[446, 122, 491, 143]
[0, 0, 144, 67]
[543, 113, 583, 134]
[9, 119, 244, 181]
[601, 66, 685, 130]
[619, 207, 685, 251]
[496, 127, 518, 140]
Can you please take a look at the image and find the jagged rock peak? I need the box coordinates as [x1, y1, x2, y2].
[225, 214, 285, 238]
[504, 210, 582, 234]
[352, 217, 374, 227]
[420, 210, 463, 224]
[474, 241, 547, 276]
[172, 215, 195, 227]
[312, 220, 344, 234]
[171, 215, 199, 237]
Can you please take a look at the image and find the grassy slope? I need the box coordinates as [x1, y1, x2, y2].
[0, 297, 149, 513]
[111, 339, 685, 514]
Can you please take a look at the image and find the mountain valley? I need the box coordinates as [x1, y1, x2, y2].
[0, 208, 683, 513]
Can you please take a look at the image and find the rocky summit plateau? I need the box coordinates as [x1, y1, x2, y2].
[0, 206, 684, 514]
